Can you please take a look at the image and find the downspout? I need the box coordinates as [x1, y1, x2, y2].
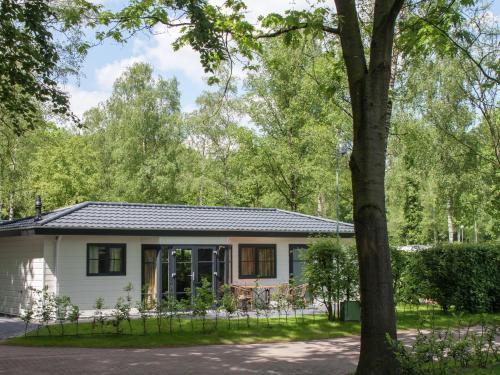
[55, 235, 62, 296]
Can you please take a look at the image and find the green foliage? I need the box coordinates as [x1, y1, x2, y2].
[388, 321, 499, 374]
[271, 284, 288, 324]
[0, 0, 97, 131]
[245, 38, 352, 215]
[193, 278, 213, 332]
[221, 285, 237, 329]
[111, 297, 127, 334]
[391, 248, 420, 306]
[54, 295, 71, 336]
[39, 286, 56, 336]
[412, 243, 500, 312]
[93, 297, 106, 334]
[19, 306, 34, 337]
[67, 304, 81, 336]
[303, 238, 358, 321]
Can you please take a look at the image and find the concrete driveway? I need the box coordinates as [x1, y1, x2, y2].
[0, 317, 35, 340]
[0, 337, 362, 375]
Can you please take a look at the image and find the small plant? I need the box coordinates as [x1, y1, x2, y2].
[111, 297, 127, 334]
[68, 303, 81, 335]
[136, 299, 151, 335]
[272, 285, 287, 325]
[20, 306, 34, 337]
[122, 283, 134, 334]
[253, 280, 263, 327]
[28, 287, 43, 336]
[40, 286, 55, 336]
[221, 285, 237, 329]
[54, 295, 71, 336]
[93, 297, 106, 334]
[388, 321, 499, 374]
[193, 278, 213, 332]
[163, 294, 179, 334]
[290, 281, 306, 324]
[176, 297, 190, 331]
[153, 297, 163, 334]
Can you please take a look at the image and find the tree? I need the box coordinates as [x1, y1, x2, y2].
[186, 80, 246, 206]
[82, 63, 188, 204]
[90, 0, 494, 372]
[0, 0, 96, 132]
[245, 38, 352, 213]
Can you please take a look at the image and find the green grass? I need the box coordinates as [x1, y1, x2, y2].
[396, 304, 500, 330]
[4, 307, 499, 349]
[452, 363, 500, 374]
[6, 314, 360, 348]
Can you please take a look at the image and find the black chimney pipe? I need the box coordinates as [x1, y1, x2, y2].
[35, 196, 42, 221]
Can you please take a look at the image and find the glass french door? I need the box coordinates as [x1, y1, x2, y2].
[142, 245, 231, 302]
[195, 247, 214, 288]
[174, 247, 193, 300]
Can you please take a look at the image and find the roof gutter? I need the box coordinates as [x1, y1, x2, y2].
[28, 227, 355, 238]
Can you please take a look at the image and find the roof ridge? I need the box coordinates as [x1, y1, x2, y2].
[83, 201, 278, 211]
[276, 209, 354, 227]
[38, 201, 92, 225]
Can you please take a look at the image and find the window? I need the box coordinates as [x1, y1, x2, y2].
[239, 244, 276, 278]
[87, 244, 126, 276]
[289, 244, 308, 284]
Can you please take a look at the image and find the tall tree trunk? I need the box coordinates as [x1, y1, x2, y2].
[8, 191, 14, 221]
[316, 191, 324, 216]
[474, 218, 478, 243]
[222, 155, 230, 205]
[290, 174, 299, 211]
[447, 195, 454, 243]
[334, 0, 402, 373]
[8, 143, 17, 221]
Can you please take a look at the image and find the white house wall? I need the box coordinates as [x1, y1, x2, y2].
[56, 235, 143, 311]
[0, 236, 45, 315]
[1, 234, 355, 313]
[56, 235, 317, 310]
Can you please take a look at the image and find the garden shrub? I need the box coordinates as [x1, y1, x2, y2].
[387, 321, 499, 374]
[303, 238, 359, 321]
[411, 243, 500, 313]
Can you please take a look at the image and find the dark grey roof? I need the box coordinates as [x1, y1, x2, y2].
[0, 202, 354, 236]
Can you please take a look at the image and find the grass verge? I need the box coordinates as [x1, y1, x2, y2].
[4, 307, 499, 349]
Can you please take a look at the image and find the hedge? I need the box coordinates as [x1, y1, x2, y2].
[408, 243, 500, 313]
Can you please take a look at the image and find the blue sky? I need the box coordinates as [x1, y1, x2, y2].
[65, 0, 500, 119]
[65, 0, 313, 118]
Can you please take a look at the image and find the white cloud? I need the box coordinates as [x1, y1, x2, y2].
[64, 85, 109, 119]
[66, 0, 323, 117]
[137, 28, 207, 85]
[95, 56, 146, 90]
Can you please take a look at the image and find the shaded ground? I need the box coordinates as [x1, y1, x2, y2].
[1, 329, 498, 375]
[0, 336, 361, 375]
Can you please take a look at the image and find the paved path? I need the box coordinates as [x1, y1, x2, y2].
[0, 336, 364, 375]
[0, 317, 36, 340]
[1, 329, 495, 375]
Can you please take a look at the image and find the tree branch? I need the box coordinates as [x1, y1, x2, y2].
[255, 24, 339, 39]
[416, 15, 499, 85]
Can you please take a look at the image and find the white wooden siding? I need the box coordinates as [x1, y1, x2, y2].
[56, 236, 142, 311]
[1, 234, 355, 313]
[0, 237, 45, 315]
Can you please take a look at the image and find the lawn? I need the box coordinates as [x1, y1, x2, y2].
[4, 307, 499, 349]
[455, 364, 500, 374]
